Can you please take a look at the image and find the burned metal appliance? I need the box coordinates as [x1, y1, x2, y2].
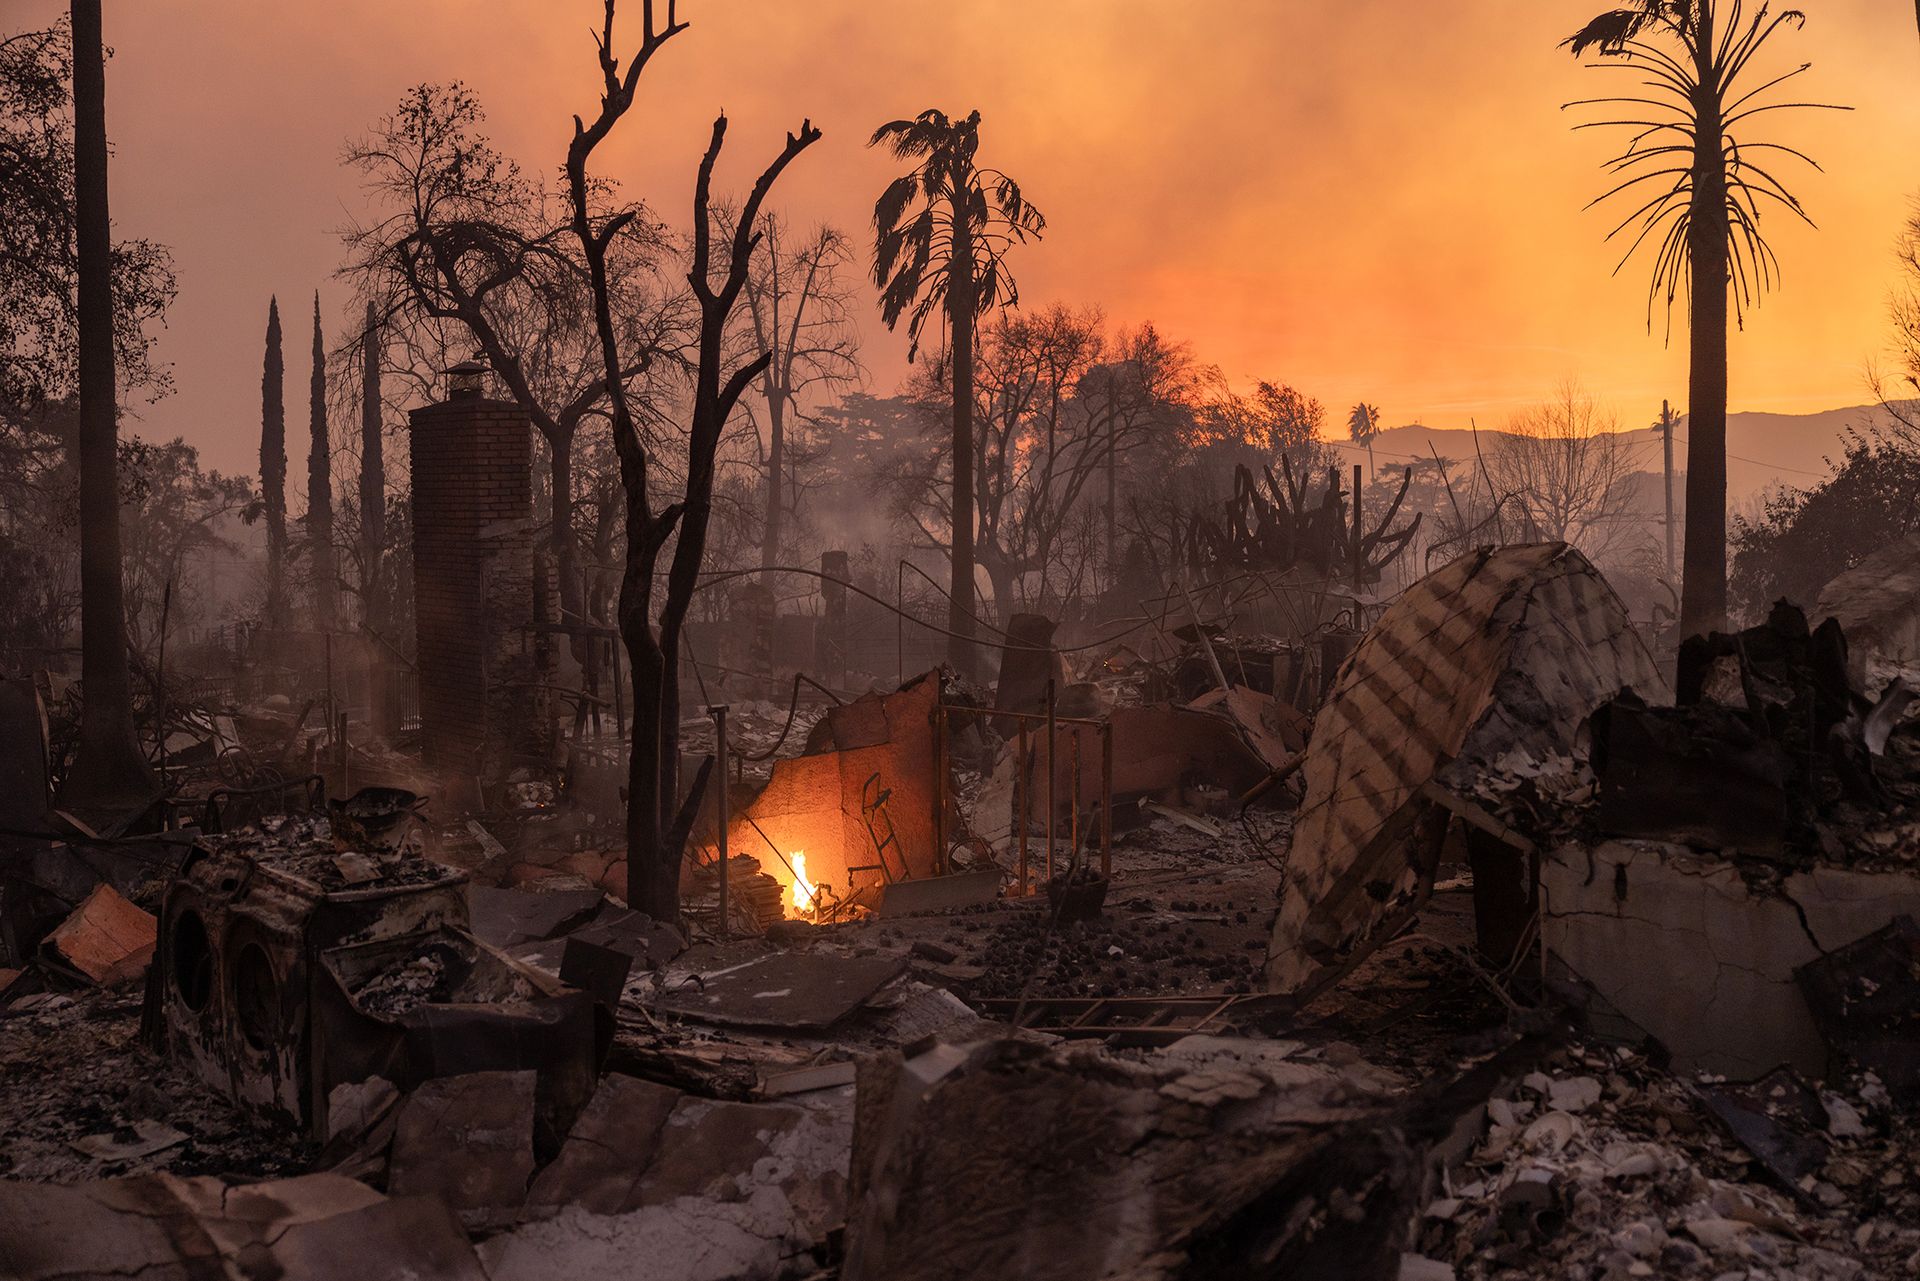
[150, 828, 598, 1143]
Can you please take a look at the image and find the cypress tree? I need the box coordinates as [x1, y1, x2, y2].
[308, 293, 335, 620]
[358, 301, 384, 615]
[261, 297, 287, 618]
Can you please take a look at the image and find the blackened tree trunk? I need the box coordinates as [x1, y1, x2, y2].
[550, 443, 577, 626]
[262, 298, 287, 618]
[760, 384, 785, 580]
[58, 0, 154, 814]
[1105, 381, 1119, 581]
[357, 301, 384, 615]
[1680, 14, 1730, 638]
[558, 0, 818, 921]
[308, 294, 336, 622]
[947, 170, 978, 681]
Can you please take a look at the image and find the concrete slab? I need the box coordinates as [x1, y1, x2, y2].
[1543, 839, 1920, 1077]
[388, 1070, 536, 1230]
[649, 951, 906, 1030]
[876, 870, 1002, 917]
[0, 1171, 484, 1281]
[467, 886, 603, 949]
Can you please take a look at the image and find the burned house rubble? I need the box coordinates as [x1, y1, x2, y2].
[8, 541, 1920, 1281]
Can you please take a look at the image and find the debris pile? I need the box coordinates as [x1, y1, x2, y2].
[1419, 1043, 1920, 1281]
[10, 543, 1920, 1280]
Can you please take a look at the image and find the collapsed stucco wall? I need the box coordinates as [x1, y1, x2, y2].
[1543, 839, 1920, 1077]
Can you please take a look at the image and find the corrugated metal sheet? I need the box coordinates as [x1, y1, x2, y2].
[1266, 544, 1666, 994]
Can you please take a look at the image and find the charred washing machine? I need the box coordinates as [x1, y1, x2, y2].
[149, 816, 600, 1144]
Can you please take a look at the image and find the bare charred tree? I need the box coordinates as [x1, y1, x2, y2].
[734, 214, 861, 586]
[562, 0, 819, 919]
[57, 0, 152, 813]
[908, 305, 1106, 615]
[1484, 384, 1650, 563]
[870, 109, 1044, 680]
[1563, 0, 1845, 636]
[357, 300, 385, 618]
[261, 297, 287, 619]
[1077, 325, 1204, 576]
[342, 83, 680, 653]
[307, 293, 336, 622]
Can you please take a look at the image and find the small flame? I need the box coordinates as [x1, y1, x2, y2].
[788, 852, 817, 916]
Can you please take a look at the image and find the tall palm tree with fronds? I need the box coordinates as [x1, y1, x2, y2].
[869, 109, 1044, 679]
[1347, 402, 1382, 479]
[1563, 1, 1844, 636]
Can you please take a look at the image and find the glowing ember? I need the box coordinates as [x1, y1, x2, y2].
[788, 852, 817, 916]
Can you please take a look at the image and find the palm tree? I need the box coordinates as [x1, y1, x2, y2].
[1562, 0, 1844, 636]
[1347, 402, 1381, 479]
[869, 109, 1044, 679]
[57, 0, 154, 815]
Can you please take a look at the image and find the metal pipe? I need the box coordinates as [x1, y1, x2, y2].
[1100, 720, 1113, 878]
[612, 638, 625, 739]
[1045, 679, 1056, 886]
[1178, 577, 1231, 693]
[932, 701, 948, 876]
[1016, 721, 1029, 895]
[978, 706, 1109, 728]
[1069, 725, 1080, 872]
[1352, 463, 1364, 597]
[709, 704, 729, 939]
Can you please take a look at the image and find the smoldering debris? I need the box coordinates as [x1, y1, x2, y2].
[9, 552, 1920, 1281]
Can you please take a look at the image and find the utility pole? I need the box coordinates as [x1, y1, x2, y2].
[1657, 400, 1677, 582]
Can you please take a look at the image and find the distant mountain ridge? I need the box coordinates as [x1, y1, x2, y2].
[1326, 403, 1912, 502]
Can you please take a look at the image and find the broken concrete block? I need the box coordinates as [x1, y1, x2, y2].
[875, 870, 1001, 917]
[0, 1171, 485, 1281]
[843, 1037, 1417, 1281]
[388, 1070, 536, 1230]
[467, 885, 603, 949]
[1796, 916, 1920, 1098]
[40, 883, 154, 986]
[1270, 544, 1667, 996]
[1542, 840, 1920, 1076]
[524, 1073, 682, 1217]
[487, 1085, 852, 1281]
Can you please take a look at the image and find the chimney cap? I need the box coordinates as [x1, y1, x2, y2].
[446, 358, 488, 399]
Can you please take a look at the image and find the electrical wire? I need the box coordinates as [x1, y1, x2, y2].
[693, 563, 1297, 656]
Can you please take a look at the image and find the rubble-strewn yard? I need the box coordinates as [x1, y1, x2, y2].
[11, 544, 1920, 1281]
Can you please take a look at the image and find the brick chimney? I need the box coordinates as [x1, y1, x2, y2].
[407, 374, 544, 778]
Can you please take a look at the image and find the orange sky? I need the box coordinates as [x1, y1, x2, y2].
[28, 0, 1920, 477]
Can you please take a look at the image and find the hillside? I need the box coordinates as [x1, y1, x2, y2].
[1326, 403, 1912, 503]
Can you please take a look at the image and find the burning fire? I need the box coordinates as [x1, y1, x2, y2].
[788, 852, 818, 917]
